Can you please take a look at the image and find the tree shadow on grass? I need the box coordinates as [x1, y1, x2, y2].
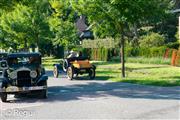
[93, 61, 118, 66]
[96, 71, 120, 74]
[126, 66, 169, 72]
[161, 76, 180, 80]
[122, 79, 180, 87]
[73, 76, 113, 81]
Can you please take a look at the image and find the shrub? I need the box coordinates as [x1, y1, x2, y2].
[149, 46, 167, 57]
[139, 32, 165, 47]
[166, 42, 180, 49]
[125, 46, 167, 58]
[110, 56, 120, 62]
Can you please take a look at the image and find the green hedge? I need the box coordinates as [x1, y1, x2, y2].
[91, 48, 108, 61]
[82, 44, 179, 62]
[81, 48, 108, 61]
[166, 42, 180, 49]
[125, 46, 168, 58]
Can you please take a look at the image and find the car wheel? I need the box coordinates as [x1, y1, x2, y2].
[53, 66, 59, 78]
[89, 68, 95, 79]
[0, 83, 7, 102]
[1, 93, 7, 102]
[63, 59, 68, 72]
[37, 81, 48, 99]
[67, 66, 74, 80]
[40, 89, 48, 99]
[3, 70, 8, 78]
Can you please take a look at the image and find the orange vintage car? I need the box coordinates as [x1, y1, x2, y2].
[53, 57, 96, 80]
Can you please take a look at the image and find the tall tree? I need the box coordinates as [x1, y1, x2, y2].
[48, 0, 78, 50]
[72, 0, 170, 77]
[0, 4, 32, 51]
[0, 0, 53, 52]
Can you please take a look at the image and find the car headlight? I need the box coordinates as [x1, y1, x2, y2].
[9, 71, 17, 79]
[30, 71, 37, 78]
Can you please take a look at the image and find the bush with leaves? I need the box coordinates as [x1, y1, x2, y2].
[125, 46, 167, 58]
[139, 32, 165, 47]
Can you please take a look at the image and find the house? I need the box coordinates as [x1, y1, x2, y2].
[75, 15, 94, 41]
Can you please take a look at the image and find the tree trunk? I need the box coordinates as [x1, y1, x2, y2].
[36, 33, 39, 52]
[120, 27, 125, 78]
[133, 23, 139, 46]
[24, 38, 28, 52]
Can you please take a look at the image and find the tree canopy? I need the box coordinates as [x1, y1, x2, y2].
[71, 0, 172, 77]
[0, 0, 178, 66]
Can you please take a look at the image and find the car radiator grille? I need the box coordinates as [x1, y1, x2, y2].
[17, 71, 31, 87]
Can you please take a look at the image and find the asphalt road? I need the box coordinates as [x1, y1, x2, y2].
[0, 71, 180, 119]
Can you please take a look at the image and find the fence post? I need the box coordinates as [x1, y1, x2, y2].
[175, 50, 180, 66]
[163, 48, 169, 59]
[171, 49, 178, 66]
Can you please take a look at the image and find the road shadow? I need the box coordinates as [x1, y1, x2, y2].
[5, 81, 180, 103]
[45, 82, 180, 102]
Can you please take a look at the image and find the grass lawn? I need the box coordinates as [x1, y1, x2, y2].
[42, 57, 62, 70]
[43, 57, 180, 87]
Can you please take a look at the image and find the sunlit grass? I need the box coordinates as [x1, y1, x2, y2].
[42, 57, 62, 70]
[94, 62, 180, 86]
[126, 57, 171, 65]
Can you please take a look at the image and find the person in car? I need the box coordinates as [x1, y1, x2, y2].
[67, 50, 79, 58]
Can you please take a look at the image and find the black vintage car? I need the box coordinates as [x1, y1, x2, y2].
[0, 53, 7, 60]
[0, 52, 48, 102]
[0, 53, 7, 76]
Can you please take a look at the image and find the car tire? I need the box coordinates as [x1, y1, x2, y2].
[3, 70, 8, 78]
[1, 93, 7, 102]
[53, 66, 59, 78]
[67, 66, 74, 80]
[38, 81, 48, 99]
[40, 89, 48, 99]
[89, 68, 95, 79]
[0, 83, 7, 102]
[62, 59, 68, 72]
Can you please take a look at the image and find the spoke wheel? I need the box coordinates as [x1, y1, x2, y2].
[53, 66, 59, 78]
[67, 66, 74, 80]
[63, 60, 68, 72]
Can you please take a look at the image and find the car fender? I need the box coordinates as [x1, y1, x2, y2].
[1, 77, 10, 86]
[53, 64, 61, 69]
[37, 75, 48, 83]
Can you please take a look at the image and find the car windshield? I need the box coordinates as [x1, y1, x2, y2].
[8, 56, 40, 66]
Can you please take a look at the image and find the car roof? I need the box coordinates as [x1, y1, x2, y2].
[8, 52, 41, 58]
